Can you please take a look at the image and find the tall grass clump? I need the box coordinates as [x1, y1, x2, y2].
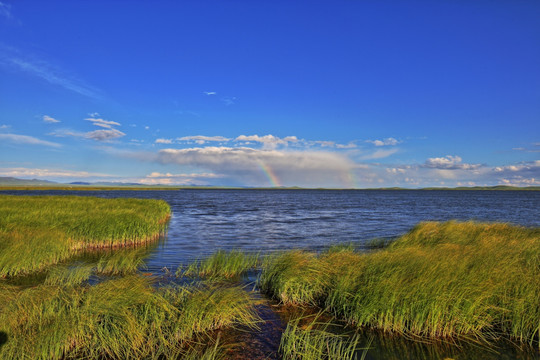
[180, 250, 259, 280]
[0, 276, 258, 359]
[0, 195, 170, 276]
[261, 221, 540, 347]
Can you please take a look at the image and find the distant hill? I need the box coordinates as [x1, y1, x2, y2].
[0, 177, 58, 186]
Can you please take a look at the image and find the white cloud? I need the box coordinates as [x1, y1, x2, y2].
[235, 134, 298, 149]
[313, 140, 335, 147]
[367, 137, 400, 146]
[500, 177, 539, 186]
[85, 117, 121, 129]
[336, 142, 357, 149]
[49, 128, 124, 142]
[85, 129, 125, 141]
[153, 146, 357, 187]
[0, 133, 61, 148]
[155, 138, 173, 144]
[177, 135, 231, 145]
[423, 155, 481, 170]
[139, 171, 224, 185]
[145, 126, 150, 130]
[203, 91, 216, 95]
[43, 115, 60, 123]
[0, 124, 10, 129]
[0, 167, 110, 178]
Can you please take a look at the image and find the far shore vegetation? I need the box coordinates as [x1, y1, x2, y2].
[0, 194, 538, 359]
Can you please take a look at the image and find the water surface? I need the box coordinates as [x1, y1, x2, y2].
[3, 189, 539, 273]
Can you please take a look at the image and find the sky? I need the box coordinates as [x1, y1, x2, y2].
[0, 1, 539, 188]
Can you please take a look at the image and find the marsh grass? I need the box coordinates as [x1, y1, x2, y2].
[280, 313, 369, 360]
[179, 250, 260, 280]
[261, 221, 540, 347]
[0, 276, 258, 359]
[0, 195, 170, 276]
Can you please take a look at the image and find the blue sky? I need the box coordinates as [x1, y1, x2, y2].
[1, 1, 539, 187]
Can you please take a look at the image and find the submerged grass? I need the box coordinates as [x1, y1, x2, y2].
[0, 276, 258, 359]
[0, 195, 170, 276]
[280, 314, 368, 360]
[260, 221, 540, 348]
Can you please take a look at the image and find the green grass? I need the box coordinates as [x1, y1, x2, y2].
[0, 195, 170, 276]
[179, 250, 260, 280]
[0, 276, 258, 359]
[260, 221, 540, 348]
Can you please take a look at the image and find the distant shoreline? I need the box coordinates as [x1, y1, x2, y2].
[0, 185, 538, 191]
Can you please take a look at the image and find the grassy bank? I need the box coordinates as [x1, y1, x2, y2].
[0, 195, 170, 276]
[260, 221, 540, 348]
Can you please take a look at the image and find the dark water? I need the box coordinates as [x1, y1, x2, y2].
[3, 189, 539, 273]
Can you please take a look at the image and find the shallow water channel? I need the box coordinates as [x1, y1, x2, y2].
[3, 189, 539, 359]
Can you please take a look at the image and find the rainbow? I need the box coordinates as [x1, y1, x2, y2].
[257, 161, 281, 187]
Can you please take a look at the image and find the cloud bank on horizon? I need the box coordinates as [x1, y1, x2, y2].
[0, 1, 538, 188]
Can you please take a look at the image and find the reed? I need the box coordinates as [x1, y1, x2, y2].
[0, 195, 170, 276]
[261, 221, 540, 347]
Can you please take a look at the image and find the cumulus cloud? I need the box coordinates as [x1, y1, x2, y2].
[85, 117, 121, 129]
[367, 137, 400, 146]
[43, 115, 60, 123]
[153, 146, 357, 187]
[155, 138, 173, 144]
[0, 133, 61, 147]
[423, 155, 482, 170]
[177, 135, 231, 145]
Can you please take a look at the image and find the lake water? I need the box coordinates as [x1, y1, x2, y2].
[2, 189, 539, 273]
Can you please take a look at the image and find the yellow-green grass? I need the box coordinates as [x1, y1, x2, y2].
[0, 195, 170, 276]
[260, 221, 540, 347]
[0, 276, 258, 359]
[179, 250, 260, 280]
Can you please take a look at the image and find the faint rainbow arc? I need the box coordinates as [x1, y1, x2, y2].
[257, 161, 281, 187]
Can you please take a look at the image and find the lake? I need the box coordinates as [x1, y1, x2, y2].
[2, 189, 539, 274]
